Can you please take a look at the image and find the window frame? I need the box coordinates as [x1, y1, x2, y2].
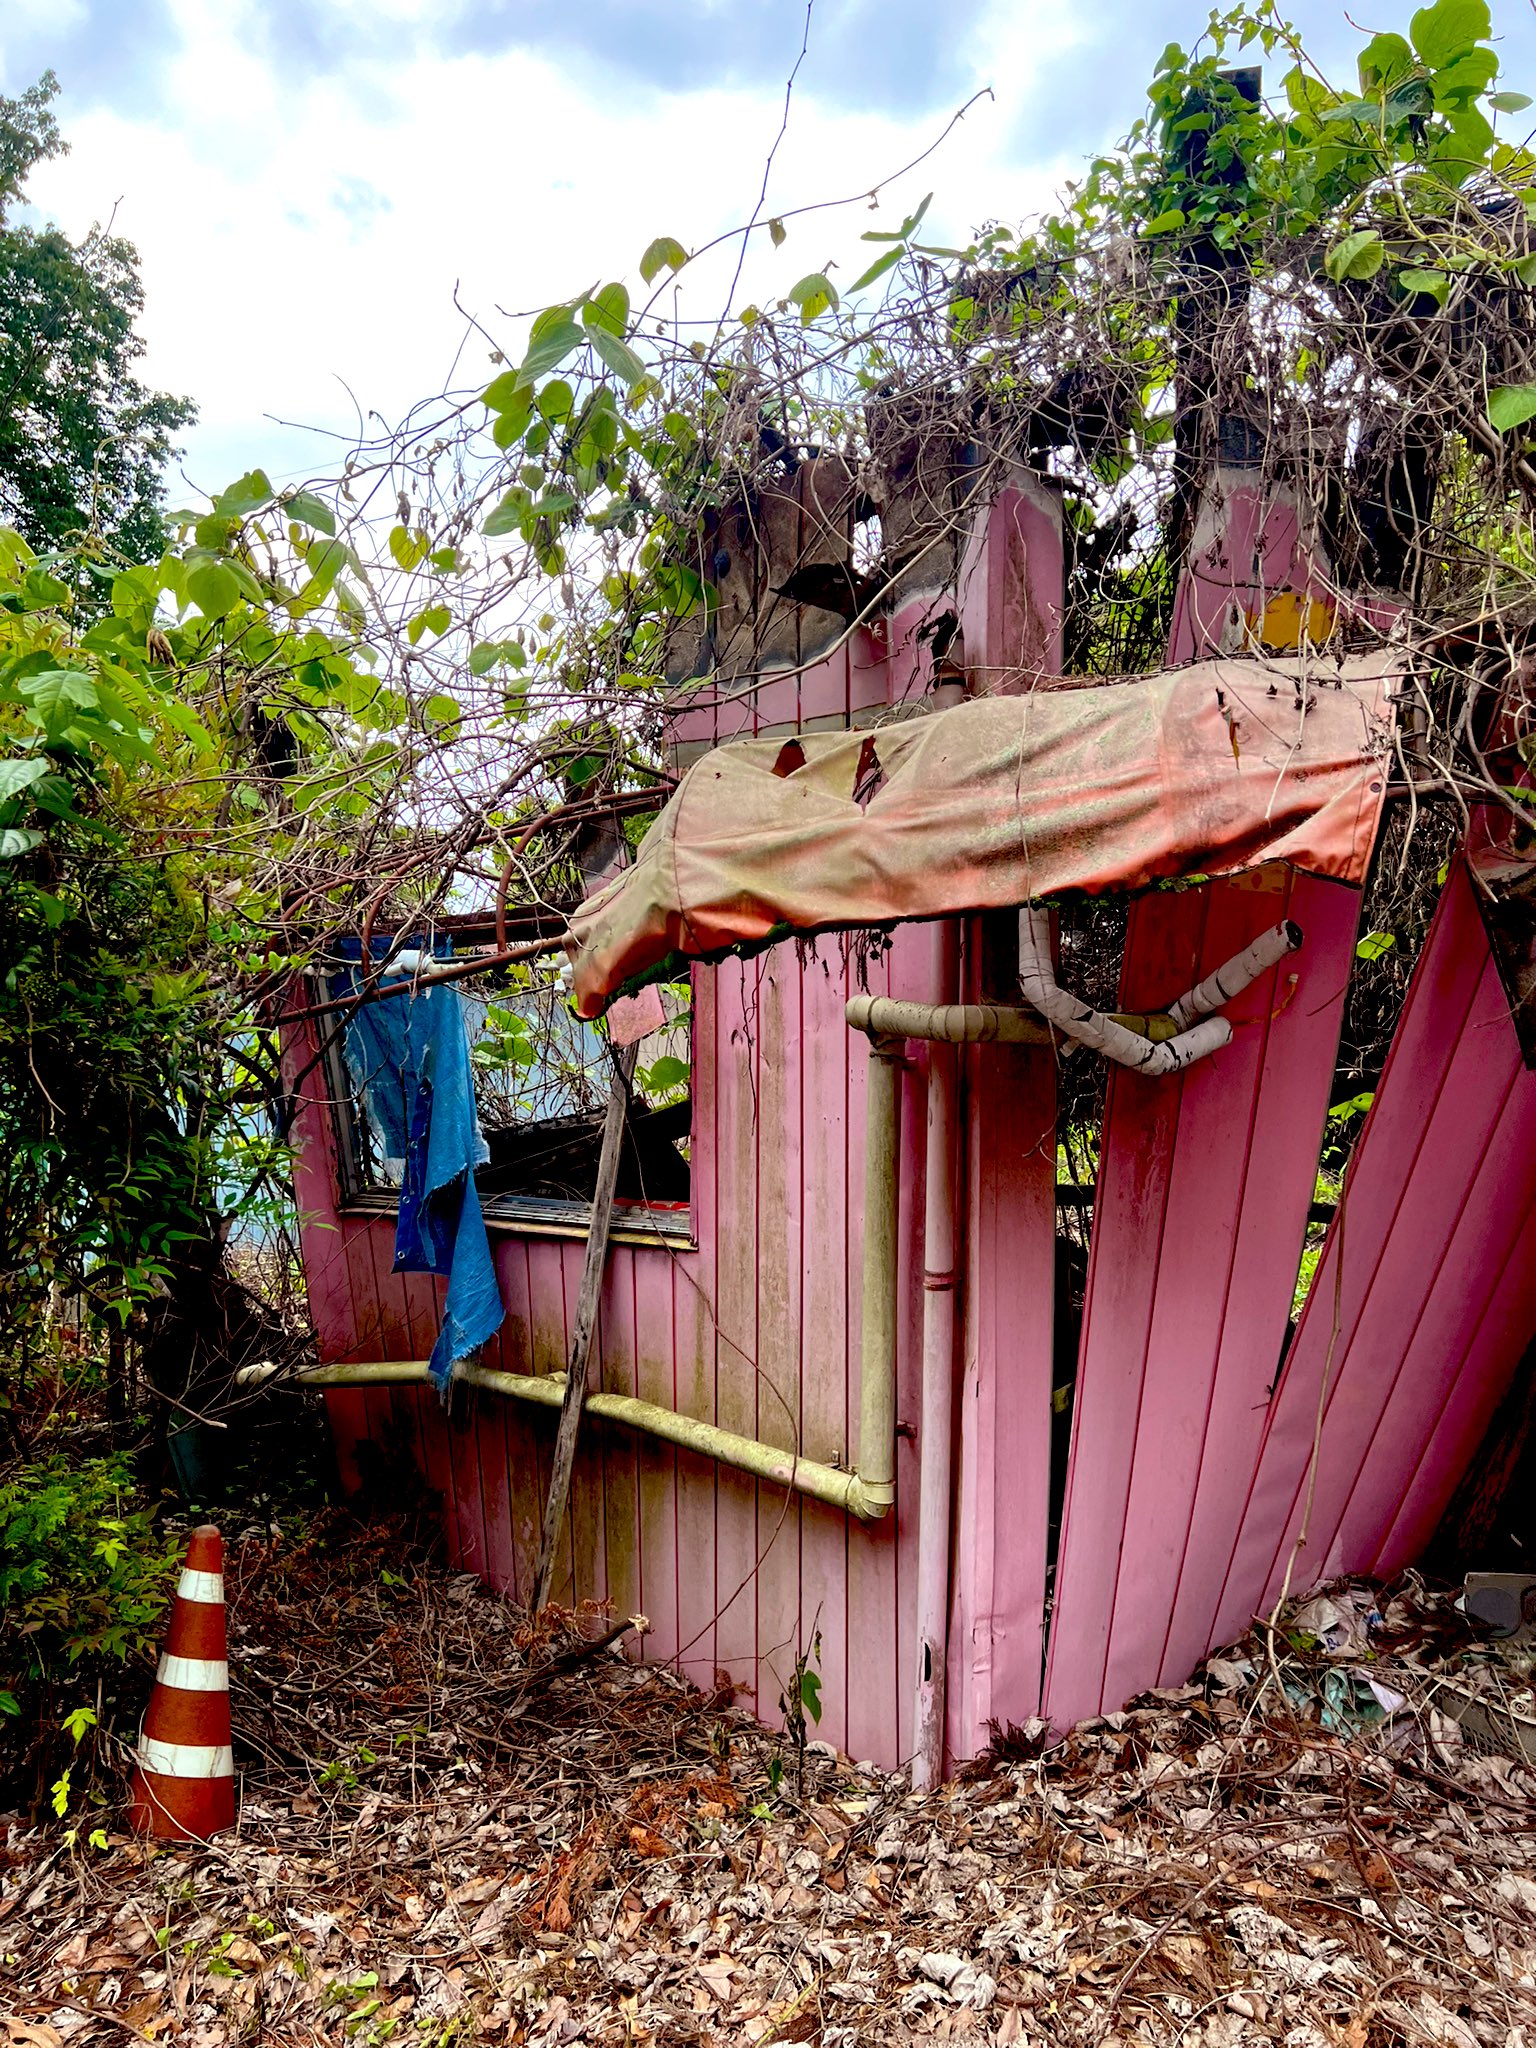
[317, 959, 697, 1249]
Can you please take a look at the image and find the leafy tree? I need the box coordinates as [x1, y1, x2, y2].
[0, 73, 194, 562]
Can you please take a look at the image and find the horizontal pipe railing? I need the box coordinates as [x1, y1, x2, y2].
[844, 994, 1183, 1049]
[845, 995, 1052, 1046]
[242, 1359, 887, 1521]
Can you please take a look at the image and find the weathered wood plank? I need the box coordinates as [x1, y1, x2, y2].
[1210, 863, 1492, 1645]
[754, 951, 806, 1738]
[1154, 871, 1361, 1688]
[1042, 890, 1208, 1728]
[713, 953, 763, 1715]
[797, 938, 854, 1759]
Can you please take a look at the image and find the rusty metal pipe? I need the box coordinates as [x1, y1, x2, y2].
[237, 1359, 889, 1521]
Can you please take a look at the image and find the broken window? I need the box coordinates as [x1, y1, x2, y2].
[325, 949, 692, 1239]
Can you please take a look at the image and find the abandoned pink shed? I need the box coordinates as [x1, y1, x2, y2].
[281, 467, 1536, 1777]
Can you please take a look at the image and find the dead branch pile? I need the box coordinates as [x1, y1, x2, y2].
[4, 1526, 1533, 2047]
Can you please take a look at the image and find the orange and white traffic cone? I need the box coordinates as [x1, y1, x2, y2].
[128, 1523, 236, 1839]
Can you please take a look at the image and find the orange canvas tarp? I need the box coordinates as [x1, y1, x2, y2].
[566, 656, 1393, 1016]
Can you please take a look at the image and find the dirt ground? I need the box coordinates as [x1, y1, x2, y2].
[4, 1514, 1535, 2046]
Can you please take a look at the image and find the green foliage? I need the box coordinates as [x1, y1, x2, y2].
[1489, 385, 1536, 435]
[357, 0, 1528, 744]
[0, 389, 427, 1348]
[470, 1002, 538, 1074]
[0, 1448, 179, 1693]
[0, 74, 194, 562]
[639, 235, 688, 285]
[776, 1625, 823, 1798]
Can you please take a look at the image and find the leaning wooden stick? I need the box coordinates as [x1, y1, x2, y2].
[532, 1040, 638, 1612]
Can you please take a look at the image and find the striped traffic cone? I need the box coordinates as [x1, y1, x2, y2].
[127, 1523, 236, 1839]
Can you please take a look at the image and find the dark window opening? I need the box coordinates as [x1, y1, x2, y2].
[326, 951, 692, 1238]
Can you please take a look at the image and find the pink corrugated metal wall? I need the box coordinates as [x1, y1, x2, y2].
[1211, 860, 1536, 1635]
[292, 473, 1536, 1770]
[289, 484, 1068, 1769]
[289, 926, 963, 1764]
[1042, 866, 1360, 1727]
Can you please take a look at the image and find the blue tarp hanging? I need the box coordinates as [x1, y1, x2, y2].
[339, 947, 503, 1392]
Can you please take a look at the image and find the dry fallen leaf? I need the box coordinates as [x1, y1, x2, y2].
[695, 1959, 736, 2004]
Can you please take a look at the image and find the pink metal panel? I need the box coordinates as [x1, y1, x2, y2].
[1167, 475, 1333, 664]
[447, 1395, 490, 1579]
[752, 643, 851, 732]
[1152, 872, 1362, 1687]
[882, 593, 950, 707]
[597, 1251, 642, 1627]
[1372, 1163, 1536, 1574]
[712, 953, 764, 1713]
[957, 478, 1065, 689]
[1355, 1064, 1536, 1574]
[1167, 473, 1265, 663]
[798, 644, 852, 728]
[849, 621, 893, 721]
[292, 476, 1072, 1771]
[557, 1236, 609, 1610]
[671, 962, 720, 1697]
[475, 1392, 519, 1602]
[949, 990, 1057, 1759]
[1166, 472, 1400, 664]
[892, 1030, 928, 1766]
[631, 1249, 680, 1662]
[754, 950, 806, 1735]
[797, 938, 856, 1758]
[1043, 867, 1359, 1726]
[321, 1390, 370, 1496]
[1042, 890, 1203, 1728]
[1215, 865, 1536, 1635]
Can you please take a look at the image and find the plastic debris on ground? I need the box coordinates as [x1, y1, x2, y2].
[4, 1522, 1535, 2046]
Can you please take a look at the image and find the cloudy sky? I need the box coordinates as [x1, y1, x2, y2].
[5, 0, 1535, 505]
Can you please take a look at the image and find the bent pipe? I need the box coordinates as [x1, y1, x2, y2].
[239, 1358, 891, 1521]
[1017, 910, 1303, 1075]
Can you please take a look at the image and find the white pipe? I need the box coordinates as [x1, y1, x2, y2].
[912, 924, 961, 1791]
[1017, 910, 1302, 1075]
[1165, 919, 1302, 1030]
[845, 995, 1049, 1046]
[845, 993, 1189, 1049]
[856, 1042, 903, 1517]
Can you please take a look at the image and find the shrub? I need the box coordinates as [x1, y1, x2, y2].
[0, 1448, 180, 1806]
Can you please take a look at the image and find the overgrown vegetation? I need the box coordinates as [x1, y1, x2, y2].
[2, 0, 1534, 1811]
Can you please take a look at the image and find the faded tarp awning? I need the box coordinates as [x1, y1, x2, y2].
[566, 656, 1393, 1017]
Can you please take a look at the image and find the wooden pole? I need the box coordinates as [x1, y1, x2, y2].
[532, 1041, 638, 1612]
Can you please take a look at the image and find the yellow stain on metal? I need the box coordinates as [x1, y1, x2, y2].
[1246, 589, 1337, 652]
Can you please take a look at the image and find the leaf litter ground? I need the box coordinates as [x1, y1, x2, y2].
[5, 1510, 1535, 2046]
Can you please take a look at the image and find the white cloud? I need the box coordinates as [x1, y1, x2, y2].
[23, 0, 1082, 501]
[0, 0, 87, 58]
